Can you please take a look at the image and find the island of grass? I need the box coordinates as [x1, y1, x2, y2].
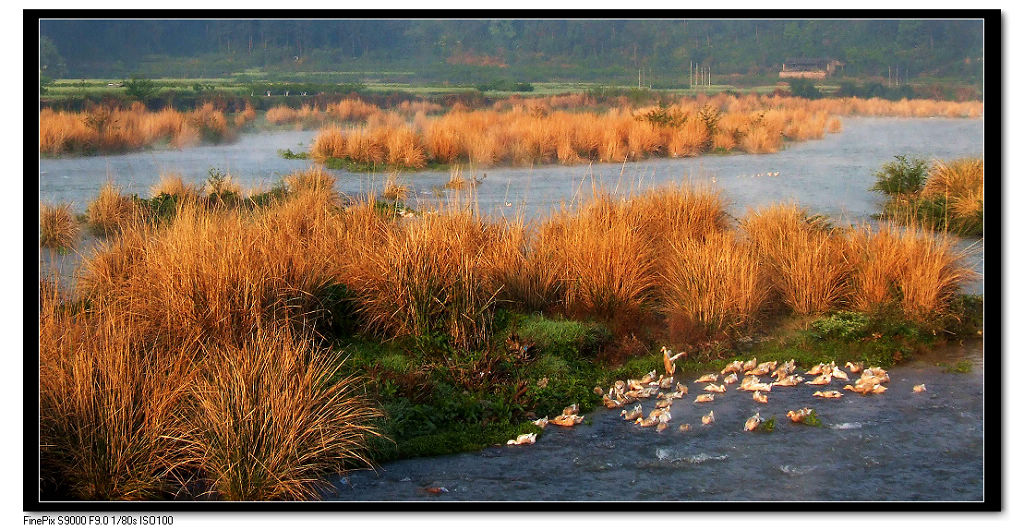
[872, 155, 984, 237]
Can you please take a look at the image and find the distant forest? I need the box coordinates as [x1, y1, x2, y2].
[39, 19, 985, 85]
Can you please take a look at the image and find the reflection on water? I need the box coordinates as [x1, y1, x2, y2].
[327, 340, 984, 502]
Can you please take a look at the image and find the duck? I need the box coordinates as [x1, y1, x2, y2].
[702, 411, 716, 425]
[806, 362, 829, 376]
[704, 383, 727, 393]
[773, 374, 804, 387]
[640, 370, 658, 385]
[742, 358, 758, 372]
[657, 390, 686, 400]
[753, 390, 768, 403]
[662, 346, 686, 375]
[723, 373, 739, 385]
[593, 386, 604, 396]
[744, 412, 763, 432]
[813, 390, 843, 399]
[830, 366, 849, 381]
[694, 393, 715, 403]
[655, 398, 674, 409]
[695, 373, 719, 383]
[739, 376, 774, 392]
[507, 433, 537, 445]
[844, 361, 864, 374]
[602, 395, 623, 409]
[721, 360, 744, 374]
[676, 383, 689, 394]
[659, 376, 675, 390]
[628, 379, 645, 391]
[786, 408, 814, 423]
[771, 360, 796, 379]
[913, 384, 927, 393]
[562, 404, 580, 416]
[650, 408, 671, 421]
[636, 417, 660, 428]
[621, 404, 644, 421]
[656, 422, 669, 432]
[532, 417, 549, 428]
[550, 414, 584, 426]
[678, 423, 692, 432]
[806, 373, 832, 386]
[745, 361, 777, 376]
[863, 367, 890, 383]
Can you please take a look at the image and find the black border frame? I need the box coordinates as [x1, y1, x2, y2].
[25, 9, 1002, 512]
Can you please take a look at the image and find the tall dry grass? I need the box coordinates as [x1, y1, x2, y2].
[661, 231, 769, 336]
[39, 293, 197, 500]
[40, 103, 237, 155]
[187, 327, 381, 500]
[86, 181, 140, 235]
[40, 203, 79, 250]
[922, 158, 984, 200]
[742, 204, 851, 315]
[341, 204, 503, 351]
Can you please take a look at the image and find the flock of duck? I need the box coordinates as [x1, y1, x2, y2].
[507, 347, 927, 445]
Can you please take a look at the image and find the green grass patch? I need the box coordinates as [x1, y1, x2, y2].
[278, 148, 309, 160]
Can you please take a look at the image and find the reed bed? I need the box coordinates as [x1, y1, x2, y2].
[40, 103, 242, 155]
[86, 181, 140, 235]
[264, 99, 384, 128]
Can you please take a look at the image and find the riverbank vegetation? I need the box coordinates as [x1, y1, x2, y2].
[39, 102, 256, 155]
[873, 156, 984, 236]
[39, 168, 981, 500]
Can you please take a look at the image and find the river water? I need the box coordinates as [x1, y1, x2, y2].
[326, 340, 985, 502]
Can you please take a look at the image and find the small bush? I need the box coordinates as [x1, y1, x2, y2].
[871, 155, 929, 195]
[40, 203, 79, 250]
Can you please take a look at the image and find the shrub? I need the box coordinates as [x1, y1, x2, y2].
[871, 155, 930, 195]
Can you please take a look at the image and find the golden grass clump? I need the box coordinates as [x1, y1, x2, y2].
[922, 158, 984, 200]
[86, 181, 140, 235]
[283, 166, 337, 196]
[342, 205, 503, 351]
[39, 298, 197, 500]
[150, 173, 196, 198]
[187, 326, 381, 500]
[742, 204, 851, 315]
[40, 202, 79, 250]
[661, 231, 769, 337]
[893, 225, 975, 321]
[848, 224, 910, 312]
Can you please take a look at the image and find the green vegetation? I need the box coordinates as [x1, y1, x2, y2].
[872, 155, 930, 195]
[873, 156, 984, 236]
[787, 79, 822, 100]
[278, 148, 310, 160]
[123, 76, 158, 102]
[759, 416, 777, 433]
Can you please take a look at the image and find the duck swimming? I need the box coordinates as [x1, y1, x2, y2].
[655, 398, 674, 409]
[678, 423, 692, 432]
[753, 390, 768, 403]
[550, 414, 584, 426]
[744, 412, 763, 432]
[806, 373, 832, 386]
[844, 361, 864, 374]
[507, 433, 537, 445]
[532, 417, 549, 428]
[913, 384, 927, 393]
[830, 366, 850, 381]
[813, 390, 843, 399]
[676, 383, 689, 394]
[562, 404, 580, 416]
[863, 367, 890, 383]
[621, 404, 644, 421]
[723, 373, 739, 385]
[704, 383, 726, 393]
[721, 360, 744, 374]
[640, 370, 658, 385]
[773, 374, 804, 387]
[695, 373, 719, 383]
[742, 358, 758, 372]
[786, 407, 814, 423]
[702, 411, 716, 425]
[745, 361, 777, 376]
[695, 393, 715, 403]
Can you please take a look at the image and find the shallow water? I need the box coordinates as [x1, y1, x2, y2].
[37, 117, 986, 293]
[327, 339, 984, 502]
